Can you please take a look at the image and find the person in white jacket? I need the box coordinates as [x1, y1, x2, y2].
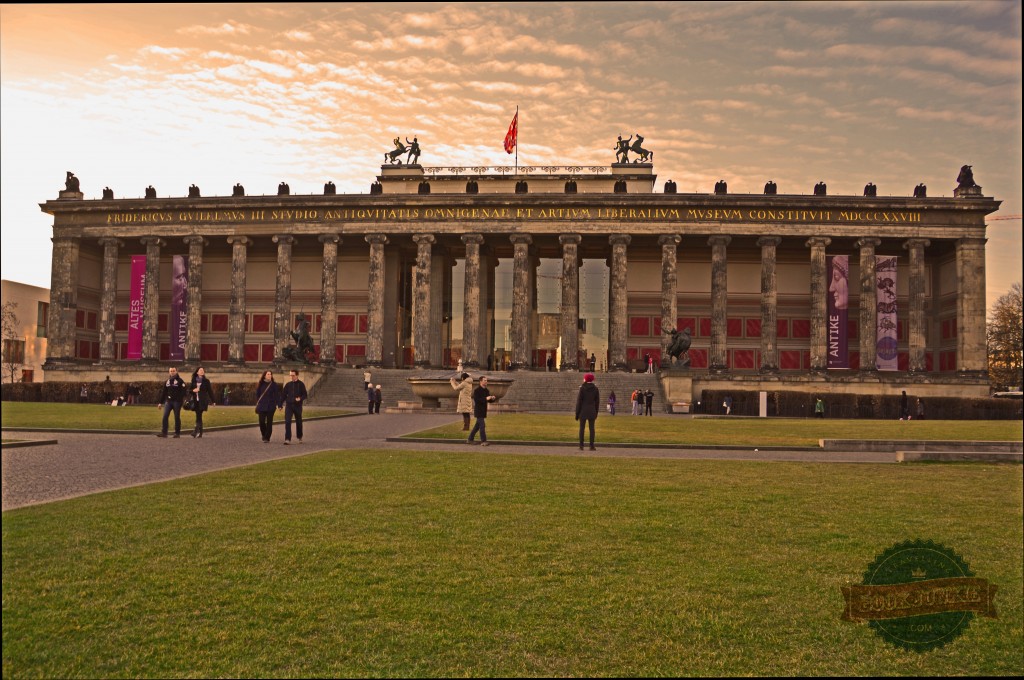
[450, 372, 474, 431]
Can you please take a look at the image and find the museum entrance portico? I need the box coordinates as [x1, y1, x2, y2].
[40, 163, 998, 401]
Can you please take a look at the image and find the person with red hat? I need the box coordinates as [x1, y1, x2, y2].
[575, 373, 600, 451]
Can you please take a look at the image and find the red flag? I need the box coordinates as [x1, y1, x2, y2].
[503, 111, 518, 154]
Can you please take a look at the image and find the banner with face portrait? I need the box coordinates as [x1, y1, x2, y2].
[875, 255, 898, 371]
[827, 255, 849, 369]
[170, 255, 188, 361]
[127, 255, 146, 360]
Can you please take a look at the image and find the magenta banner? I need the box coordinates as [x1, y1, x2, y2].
[827, 255, 849, 369]
[127, 255, 146, 359]
[170, 255, 188, 361]
[875, 255, 898, 371]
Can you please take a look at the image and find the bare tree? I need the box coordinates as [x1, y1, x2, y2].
[1, 301, 22, 384]
[987, 281, 1023, 391]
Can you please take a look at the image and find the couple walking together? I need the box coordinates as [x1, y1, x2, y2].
[451, 373, 496, 445]
[155, 366, 215, 438]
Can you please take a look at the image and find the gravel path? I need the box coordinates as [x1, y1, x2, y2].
[2, 413, 894, 511]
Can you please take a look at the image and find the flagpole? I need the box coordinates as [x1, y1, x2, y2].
[515, 105, 519, 175]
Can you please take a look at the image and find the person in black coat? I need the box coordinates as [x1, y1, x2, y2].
[255, 370, 283, 442]
[156, 366, 188, 438]
[281, 369, 308, 444]
[575, 372, 600, 451]
[468, 376, 496, 445]
[644, 388, 654, 416]
[188, 366, 215, 438]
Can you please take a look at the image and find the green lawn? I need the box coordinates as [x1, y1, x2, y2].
[0, 402, 351, 431]
[3, 450, 1021, 677]
[406, 413, 1024, 448]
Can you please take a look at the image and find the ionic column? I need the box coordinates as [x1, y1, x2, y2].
[45, 236, 81, 363]
[559, 234, 582, 370]
[758, 236, 782, 373]
[273, 235, 296, 357]
[461, 234, 484, 368]
[708, 235, 731, 372]
[365, 234, 388, 367]
[140, 237, 165, 361]
[411, 234, 435, 367]
[319, 235, 341, 365]
[226, 236, 251, 363]
[97, 238, 123, 362]
[903, 238, 930, 373]
[183, 236, 206, 362]
[659, 235, 680, 368]
[956, 238, 988, 375]
[509, 234, 534, 370]
[806, 237, 832, 371]
[856, 237, 882, 371]
[608, 234, 631, 371]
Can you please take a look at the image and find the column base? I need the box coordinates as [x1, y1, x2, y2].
[709, 364, 729, 374]
[758, 366, 779, 375]
[509, 362, 530, 371]
[560, 362, 579, 371]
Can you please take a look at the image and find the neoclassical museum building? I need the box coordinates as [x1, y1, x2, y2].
[40, 161, 998, 401]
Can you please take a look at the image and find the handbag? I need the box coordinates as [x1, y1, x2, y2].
[183, 395, 196, 411]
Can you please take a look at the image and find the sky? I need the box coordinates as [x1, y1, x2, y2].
[1, 1, 1021, 309]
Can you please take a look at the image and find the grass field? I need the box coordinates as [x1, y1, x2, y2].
[2, 450, 1021, 677]
[0, 402, 352, 431]
[407, 413, 1024, 448]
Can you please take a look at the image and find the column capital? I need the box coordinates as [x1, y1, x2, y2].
[902, 238, 930, 251]
[365, 233, 389, 246]
[182, 236, 208, 247]
[559, 233, 582, 246]
[956, 237, 987, 249]
[609, 234, 631, 247]
[140, 237, 166, 248]
[805, 236, 831, 249]
[757, 236, 782, 248]
[227, 236, 252, 247]
[51, 235, 80, 245]
[510, 234, 533, 246]
[707, 235, 731, 247]
[97, 237, 124, 248]
[855, 237, 881, 250]
[461, 233, 484, 246]
[272, 234, 296, 246]
[318, 233, 341, 245]
[412, 233, 436, 246]
[658, 234, 681, 247]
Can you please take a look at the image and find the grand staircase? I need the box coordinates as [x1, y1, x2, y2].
[310, 367, 670, 413]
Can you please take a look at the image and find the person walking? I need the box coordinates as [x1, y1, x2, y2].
[723, 395, 733, 415]
[79, 383, 89, 403]
[631, 388, 640, 416]
[255, 370, 282, 443]
[814, 397, 825, 418]
[374, 385, 382, 414]
[644, 388, 654, 416]
[468, 376, 496, 446]
[155, 366, 187, 438]
[281, 369, 307, 445]
[188, 366, 215, 438]
[222, 385, 231, 406]
[451, 372, 474, 430]
[607, 390, 617, 416]
[576, 372, 600, 451]
[367, 383, 377, 414]
[899, 390, 911, 420]
[916, 398, 925, 421]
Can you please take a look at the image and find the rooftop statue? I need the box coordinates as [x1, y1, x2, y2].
[188, 184, 201, 198]
[629, 134, 653, 163]
[406, 137, 421, 165]
[324, 181, 336, 195]
[64, 171, 80, 192]
[102, 187, 114, 200]
[956, 165, 977, 189]
[385, 137, 408, 165]
[145, 186, 157, 199]
[278, 182, 290, 195]
[764, 180, 777, 195]
[614, 135, 631, 163]
[232, 183, 245, 197]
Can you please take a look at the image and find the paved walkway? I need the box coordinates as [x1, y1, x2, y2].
[2, 413, 895, 511]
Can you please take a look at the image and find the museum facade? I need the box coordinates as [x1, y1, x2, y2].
[39, 163, 998, 400]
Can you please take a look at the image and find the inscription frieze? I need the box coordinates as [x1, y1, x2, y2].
[103, 205, 923, 226]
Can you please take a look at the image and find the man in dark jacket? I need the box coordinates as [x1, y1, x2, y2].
[644, 388, 654, 416]
[281, 369, 308, 444]
[575, 372, 600, 451]
[156, 366, 188, 438]
[468, 376, 496, 446]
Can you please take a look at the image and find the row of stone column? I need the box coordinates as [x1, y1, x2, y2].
[47, 232, 988, 375]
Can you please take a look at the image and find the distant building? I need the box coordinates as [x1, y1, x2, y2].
[36, 162, 998, 401]
[1, 280, 50, 382]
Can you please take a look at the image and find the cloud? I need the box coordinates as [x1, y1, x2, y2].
[178, 21, 253, 37]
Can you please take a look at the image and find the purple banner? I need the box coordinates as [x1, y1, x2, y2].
[827, 255, 849, 369]
[127, 255, 146, 360]
[875, 255, 898, 370]
[170, 255, 188, 361]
